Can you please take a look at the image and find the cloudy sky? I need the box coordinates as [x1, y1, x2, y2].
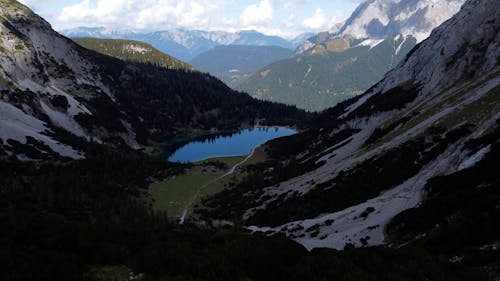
[18, 0, 360, 38]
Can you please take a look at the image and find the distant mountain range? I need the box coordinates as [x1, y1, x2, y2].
[61, 27, 311, 61]
[240, 0, 465, 111]
[73, 38, 195, 71]
[190, 45, 293, 88]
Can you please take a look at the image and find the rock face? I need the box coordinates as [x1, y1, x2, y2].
[297, 0, 465, 54]
[0, 0, 306, 161]
[338, 0, 465, 42]
[201, 0, 500, 250]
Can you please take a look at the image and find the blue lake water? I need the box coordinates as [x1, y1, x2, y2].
[167, 127, 296, 163]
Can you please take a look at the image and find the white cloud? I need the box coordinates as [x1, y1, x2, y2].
[57, 0, 217, 30]
[21, 0, 357, 39]
[302, 8, 327, 29]
[240, 0, 273, 26]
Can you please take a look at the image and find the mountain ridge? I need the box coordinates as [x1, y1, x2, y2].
[190, 45, 293, 88]
[73, 38, 195, 71]
[61, 27, 306, 61]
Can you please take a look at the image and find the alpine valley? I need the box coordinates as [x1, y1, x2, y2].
[238, 0, 466, 111]
[1, 0, 500, 281]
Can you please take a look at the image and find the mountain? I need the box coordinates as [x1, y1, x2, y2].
[73, 38, 195, 71]
[61, 27, 300, 61]
[239, 0, 465, 112]
[296, 0, 465, 54]
[1, 0, 500, 280]
[190, 45, 293, 88]
[238, 34, 416, 111]
[200, 0, 500, 257]
[0, 1, 307, 161]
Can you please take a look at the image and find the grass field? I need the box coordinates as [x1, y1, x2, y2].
[149, 147, 269, 221]
[150, 172, 221, 218]
[84, 265, 132, 281]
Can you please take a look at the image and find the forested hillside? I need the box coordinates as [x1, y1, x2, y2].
[238, 35, 416, 111]
[73, 38, 195, 71]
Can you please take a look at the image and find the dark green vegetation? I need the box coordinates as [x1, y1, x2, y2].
[71, 46, 310, 143]
[190, 45, 293, 88]
[238, 35, 416, 111]
[0, 152, 488, 281]
[73, 38, 195, 71]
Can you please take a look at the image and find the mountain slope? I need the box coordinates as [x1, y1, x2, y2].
[239, 0, 465, 112]
[0, 0, 307, 161]
[200, 0, 500, 255]
[73, 38, 195, 71]
[62, 28, 298, 61]
[238, 34, 416, 111]
[190, 45, 292, 88]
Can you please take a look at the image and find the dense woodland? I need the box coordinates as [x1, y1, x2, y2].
[73, 38, 195, 71]
[0, 148, 490, 281]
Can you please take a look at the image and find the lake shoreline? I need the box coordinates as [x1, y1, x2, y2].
[166, 126, 297, 163]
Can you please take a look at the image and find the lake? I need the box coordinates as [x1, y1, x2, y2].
[167, 127, 296, 162]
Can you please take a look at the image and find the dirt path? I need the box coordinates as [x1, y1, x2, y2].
[179, 147, 257, 224]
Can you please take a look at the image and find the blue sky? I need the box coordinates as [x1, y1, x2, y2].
[19, 0, 360, 38]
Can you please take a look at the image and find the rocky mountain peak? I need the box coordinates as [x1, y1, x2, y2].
[338, 0, 465, 42]
[297, 0, 465, 54]
[369, 0, 499, 98]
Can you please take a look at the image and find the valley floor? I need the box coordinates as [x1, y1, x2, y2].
[149, 145, 268, 222]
